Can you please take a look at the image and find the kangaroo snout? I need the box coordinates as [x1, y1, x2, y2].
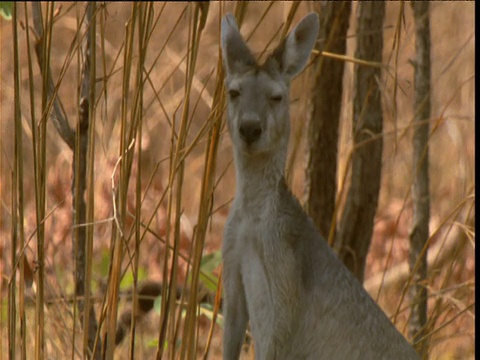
[239, 120, 262, 145]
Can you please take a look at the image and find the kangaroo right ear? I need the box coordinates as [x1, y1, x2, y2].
[221, 13, 257, 75]
[271, 12, 319, 78]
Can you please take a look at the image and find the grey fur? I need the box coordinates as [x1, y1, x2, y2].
[221, 12, 419, 360]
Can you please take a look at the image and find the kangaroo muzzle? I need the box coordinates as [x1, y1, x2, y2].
[239, 120, 262, 145]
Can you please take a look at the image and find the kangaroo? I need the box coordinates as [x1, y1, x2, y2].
[220, 12, 419, 360]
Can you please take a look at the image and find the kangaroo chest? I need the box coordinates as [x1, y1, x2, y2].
[233, 210, 277, 346]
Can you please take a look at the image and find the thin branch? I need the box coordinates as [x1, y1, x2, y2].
[409, 2, 431, 356]
[31, 3, 75, 149]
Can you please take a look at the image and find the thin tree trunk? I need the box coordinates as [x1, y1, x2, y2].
[307, 1, 351, 241]
[75, 3, 102, 358]
[409, 2, 431, 357]
[10, 5, 22, 358]
[336, 2, 385, 282]
[31, 3, 101, 358]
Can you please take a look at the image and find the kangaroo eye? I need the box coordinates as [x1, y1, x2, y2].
[270, 94, 283, 103]
[228, 89, 240, 99]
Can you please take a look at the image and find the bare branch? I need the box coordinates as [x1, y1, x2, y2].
[31, 2, 75, 149]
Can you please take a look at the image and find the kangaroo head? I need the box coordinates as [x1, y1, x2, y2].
[221, 13, 319, 158]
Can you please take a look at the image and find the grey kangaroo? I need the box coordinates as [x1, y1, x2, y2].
[221, 12, 419, 360]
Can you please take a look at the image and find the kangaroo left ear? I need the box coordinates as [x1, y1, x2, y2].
[221, 13, 257, 75]
[271, 13, 319, 78]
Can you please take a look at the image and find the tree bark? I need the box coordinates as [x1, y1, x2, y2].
[409, 2, 431, 357]
[336, 2, 385, 283]
[307, 1, 351, 241]
[75, 4, 102, 358]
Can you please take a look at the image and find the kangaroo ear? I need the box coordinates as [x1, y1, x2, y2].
[271, 12, 319, 78]
[221, 13, 257, 75]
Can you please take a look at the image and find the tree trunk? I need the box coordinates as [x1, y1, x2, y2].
[409, 2, 431, 357]
[31, 3, 102, 358]
[336, 2, 385, 283]
[307, 1, 351, 241]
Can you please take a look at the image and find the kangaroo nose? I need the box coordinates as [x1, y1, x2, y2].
[239, 121, 262, 145]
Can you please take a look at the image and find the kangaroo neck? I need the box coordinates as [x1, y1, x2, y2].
[233, 147, 286, 209]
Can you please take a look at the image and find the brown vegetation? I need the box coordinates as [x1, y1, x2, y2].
[0, 2, 474, 359]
